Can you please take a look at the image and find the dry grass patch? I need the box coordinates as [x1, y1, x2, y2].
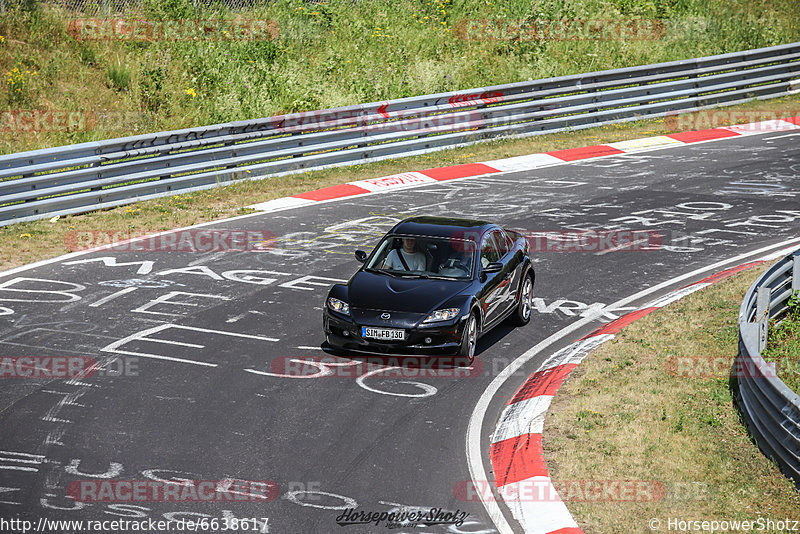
[544, 263, 800, 534]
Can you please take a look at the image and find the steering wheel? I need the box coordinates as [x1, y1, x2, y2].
[441, 258, 469, 274]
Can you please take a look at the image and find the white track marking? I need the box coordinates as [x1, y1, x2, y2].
[0, 450, 43, 471]
[349, 171, 435, 192]
[483, 153, 563, 171]
[248, 196, 316, 212]
[491, 395, 554, 443]
[45, 429, 66, 446]
[133, 337, 205, 348]
[355, 367, 439, 398]
[89, 287, 137, 307]
[246, 356, 442, 398]
[63, 257, 154, 275]
[0, 457, 39, 464]
[65, 459, 123, 479]
[764, 132, 800, 140]
[175, 325, 279, 342]
[284, 490, 357, 510]
[226, 312, 250, 323]
[102, 349, 214, 367]
[102, 324, 279, 367]
[131, 291, 230, 317]
[0, 466, 37, 472]
[593, 235, 652, 256]
[467, 237, 800, 534]
[245, 357, 359, 379]
[0, 451, 44, 460]
[0, 486, 21, 506]
[0, 277, 85, 303]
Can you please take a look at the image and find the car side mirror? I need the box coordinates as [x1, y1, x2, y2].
[482, 262, 503, 274]
[354, 250, 367, 263]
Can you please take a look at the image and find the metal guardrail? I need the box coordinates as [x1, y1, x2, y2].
[1, 42, 799, 226]
[737, 248, 800, 488]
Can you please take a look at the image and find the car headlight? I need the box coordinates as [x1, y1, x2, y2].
[327, 297, 350, 315]
[423, 308, 461, 323]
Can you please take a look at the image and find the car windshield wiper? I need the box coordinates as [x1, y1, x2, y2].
[413, 274, 455, 280]
[365, 267, 410, 278]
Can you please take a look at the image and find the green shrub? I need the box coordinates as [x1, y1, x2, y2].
[106, 60, 131, 92]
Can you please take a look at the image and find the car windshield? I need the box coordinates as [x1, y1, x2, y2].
[365, 235, 477, 280]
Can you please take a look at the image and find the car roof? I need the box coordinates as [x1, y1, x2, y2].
[389, 216, 495, 240]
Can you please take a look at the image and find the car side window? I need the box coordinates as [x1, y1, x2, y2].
[493, 230, 509, 258]
[480, 233, 500, 268]
[501, 230, 514, 252]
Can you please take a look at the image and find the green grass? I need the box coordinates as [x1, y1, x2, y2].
[544, 265, 800, 534]
[1, 0, 799, 154]
[105, 60, 131, 92]
[762, 290, 800, 394]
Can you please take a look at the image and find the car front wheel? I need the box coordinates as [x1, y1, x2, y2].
[455, 313, 477, 366]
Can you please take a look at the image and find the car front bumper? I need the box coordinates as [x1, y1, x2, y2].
[323, 309, 467, 356]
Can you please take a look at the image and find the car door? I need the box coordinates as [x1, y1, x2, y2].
[491, 229, 520, 318]
[478, 231, 505, 327]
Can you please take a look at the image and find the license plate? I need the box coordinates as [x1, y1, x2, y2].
[362, 327, 405, 341]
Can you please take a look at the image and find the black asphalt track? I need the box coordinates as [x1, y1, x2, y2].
[0, 130, 798, 533]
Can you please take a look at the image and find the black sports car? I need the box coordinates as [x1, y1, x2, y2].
[323, 216, 534, 364]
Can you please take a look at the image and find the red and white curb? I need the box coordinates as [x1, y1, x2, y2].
[487, 259, 779, 534]
[248, 117, 800, 212]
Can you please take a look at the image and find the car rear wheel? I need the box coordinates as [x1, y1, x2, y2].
[510, 273, 534, 326]
[455, 313, 477, 367]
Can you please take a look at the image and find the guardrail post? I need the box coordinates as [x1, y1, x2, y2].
[739, 322, 761, 356]
[793, 256, 799, 292]
[2, 42, 800, 226]
[756, 286, 770, 353]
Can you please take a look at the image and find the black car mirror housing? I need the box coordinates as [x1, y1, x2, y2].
[354, 250, 368, 263]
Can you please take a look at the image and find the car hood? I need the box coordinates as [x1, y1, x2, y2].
[348, 271, 470, 314]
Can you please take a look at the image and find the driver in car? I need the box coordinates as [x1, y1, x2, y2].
[382, 237, 426, 271]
